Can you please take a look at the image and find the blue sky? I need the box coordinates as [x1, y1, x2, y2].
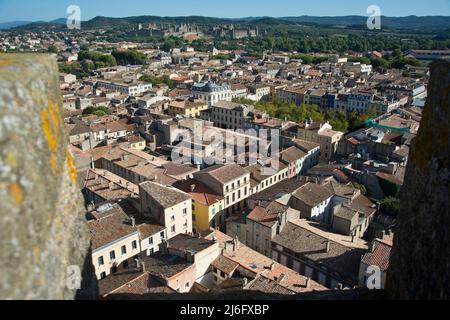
[0, 0, 449, 23]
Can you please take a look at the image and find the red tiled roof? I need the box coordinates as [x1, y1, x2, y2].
[173, 179, 223, 207]
[211, 255, 240, 275]
[361, 240, 392, 272]
[376, 171, 403, 186]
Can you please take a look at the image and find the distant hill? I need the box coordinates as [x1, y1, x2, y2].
[83, 15, 232, 29]
[280, 15, 450, 30]
[249, 17, 296, 26]
[7, 14, 450, 32]
[0, 21, 31, 30]
[1, 18, 67, 31]
[50, 18, 68, 25]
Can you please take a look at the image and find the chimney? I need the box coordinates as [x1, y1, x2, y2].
[160, 239, 169, 255]
[369, 241, 376, 253]
[190, 184, 196, 192]
[243, 277, 248, 288]
[233, 236, 240, 252]
[131, 216, 136, 228]
[87, 201, 95, 212]
[325, 241, 331, 253]
[277, 273, 286, 283]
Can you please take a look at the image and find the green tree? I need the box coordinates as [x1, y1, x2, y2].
[347, 56, 371, 64]
[140, 75, 174, 89]
[111, 50, 146, 65]
[82, 106, 110, 117]
[350, 182, 367, 195]
[48, 45, 58, 54]
[370, 57, 389, 69]
[380, 197, 400, 218]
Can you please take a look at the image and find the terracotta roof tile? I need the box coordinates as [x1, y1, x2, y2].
[361, 240, 392, 271]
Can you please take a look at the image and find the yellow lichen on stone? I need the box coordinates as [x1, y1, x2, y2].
[66, 148, 78, 184]
[5, 152, 17, 168]
[33, 245, 41, 261]
[40, 100, 61, 175]
[9, 183, 23, 204]
[0, 56, 14, 68]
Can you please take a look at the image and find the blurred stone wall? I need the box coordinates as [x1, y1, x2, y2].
[0, 54, 96, 299]
[387, 60, 450, 299]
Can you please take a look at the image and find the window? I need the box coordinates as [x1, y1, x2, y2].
[185, 282, 190, 289]
[149, 237, 153, 245]
[171, 215, 175, 222]
[160, 231, 165, 239]
[98, 256, 104, 266]
[109, 250, 116, 260]
[121, 245, 127, 255]
[171, 225, 176, 233]
[132, 241, 137, 250]
[148, 248, 154, 256]
[183, 208, 187, 216]
[100, 272, 106, 280]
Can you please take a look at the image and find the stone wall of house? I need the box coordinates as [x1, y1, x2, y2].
[386, 60, 450, 299]
[0, 54, 97, 299]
